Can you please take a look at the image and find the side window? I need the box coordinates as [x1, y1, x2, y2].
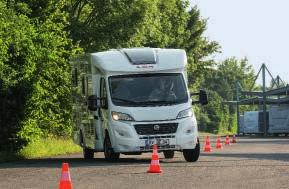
[100, 78, 108, 108]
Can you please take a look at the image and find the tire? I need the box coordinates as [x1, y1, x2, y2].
[79, 131, 85, 147]
[80, 132, 94, 159]
[104, 135, 120, 162]
[183, 138, 200, 162]
[83, 148, 94, 159]
[163, 150, 175, 159]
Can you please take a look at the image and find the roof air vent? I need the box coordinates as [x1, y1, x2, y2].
[121, 48, 157, 65]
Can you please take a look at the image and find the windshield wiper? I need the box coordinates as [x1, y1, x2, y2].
[143, 100, 175, 105]
[111, 97, 139, 104]
[111, 98, 186, 106]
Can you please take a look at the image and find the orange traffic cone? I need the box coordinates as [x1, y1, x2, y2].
[147, 145, 162, 173]
[225, 135, 230, 145]
[232, 134, 237, 143]
[216, 136, 222, 149]
[59, 163, 72, 189]
[203, 136, 212, 152]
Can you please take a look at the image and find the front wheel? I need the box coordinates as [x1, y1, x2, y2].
[183, 138, 200, 162]
[104, 135, 120, 162]
[163, 150, 175, 159]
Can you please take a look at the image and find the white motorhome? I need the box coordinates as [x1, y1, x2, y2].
[71, 48, 208, 162]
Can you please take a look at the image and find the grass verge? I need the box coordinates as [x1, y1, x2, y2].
[0, 138, 82, 162]
[19, 138, 82, 159]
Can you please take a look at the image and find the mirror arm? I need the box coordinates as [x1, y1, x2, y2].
[190, 92, 200, 96]
[191, 100, 200, 105]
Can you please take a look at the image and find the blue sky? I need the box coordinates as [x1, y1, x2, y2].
[191, 0, 289, 84]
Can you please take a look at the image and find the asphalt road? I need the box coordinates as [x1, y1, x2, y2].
[1, 136, 289, 189]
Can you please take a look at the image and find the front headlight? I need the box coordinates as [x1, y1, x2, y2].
[111, 111, 134, 121]
[177, 108, 193, 119]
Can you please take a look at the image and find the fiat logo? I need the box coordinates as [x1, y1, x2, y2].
[154, 125, 160, 130]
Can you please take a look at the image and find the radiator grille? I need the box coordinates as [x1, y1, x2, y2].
[134, 123, 178, 135]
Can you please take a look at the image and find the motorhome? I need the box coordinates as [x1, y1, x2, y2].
[71, 48, 208, 162]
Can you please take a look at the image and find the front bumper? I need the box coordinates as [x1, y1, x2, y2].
[110, 117, 198, 153]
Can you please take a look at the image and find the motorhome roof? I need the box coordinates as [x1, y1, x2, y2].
[89, 48, 187, 74]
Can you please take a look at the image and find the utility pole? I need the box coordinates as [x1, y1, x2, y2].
[262, 64, 267, 136]
[236, 82, 240, 135]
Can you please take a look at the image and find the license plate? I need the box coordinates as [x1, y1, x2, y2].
[145, 139, 169, 146]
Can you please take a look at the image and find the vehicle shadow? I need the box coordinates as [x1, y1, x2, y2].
[0, 157, 154, 169]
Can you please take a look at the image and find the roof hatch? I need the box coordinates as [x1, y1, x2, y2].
[121, 48, 157, 65]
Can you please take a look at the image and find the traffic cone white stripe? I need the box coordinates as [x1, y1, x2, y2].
[60, 172, 71, 181]
[151, 160, 159, 165]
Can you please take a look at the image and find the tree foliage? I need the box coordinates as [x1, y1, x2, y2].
[68, 0, 219, 86]
[198, 58, 255, 133]
[0, 1, 75, 151]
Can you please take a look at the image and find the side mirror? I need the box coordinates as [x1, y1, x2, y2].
[199, 89, 208, 105]
[191, 89, 208, 105]
[88, 95, 98, 111]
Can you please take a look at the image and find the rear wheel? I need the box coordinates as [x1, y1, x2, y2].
[104, 135, 120, 162]
[163, 150, 174, 159]
[83, 148, 94, 159]
[183, 138, 200, 162]
[80, 132, 95, 159]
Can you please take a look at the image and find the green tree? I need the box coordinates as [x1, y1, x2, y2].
[68, 0, 219, 86]
[0, 1, 75, 151]
[198, 57, 255, 133]
[204, 57, 255, 100]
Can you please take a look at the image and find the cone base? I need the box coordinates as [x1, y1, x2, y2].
[147, 170, 162, 173]
[59, 182, 72, 189]
[204, 148, 212, 152]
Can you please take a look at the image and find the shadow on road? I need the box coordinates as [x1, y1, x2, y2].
[201, 152, 289, 162]
[236, 140, 289, 145]
[0, 157, 152, 169]
[1, 153, 289, 169]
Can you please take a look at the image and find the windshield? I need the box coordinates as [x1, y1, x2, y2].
[109, 73, 188, 106]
